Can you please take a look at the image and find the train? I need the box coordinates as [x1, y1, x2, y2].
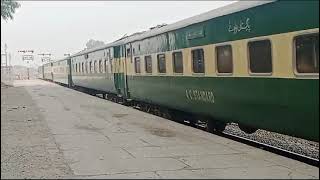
[38, 1, 319, 142]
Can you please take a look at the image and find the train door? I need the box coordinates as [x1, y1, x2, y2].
[123, 43, 131, 99]
[50, 63, 53, 81]
[113, 45, 127, 98]
[114, 45, 128, 98]
[67, 58, 72, 87]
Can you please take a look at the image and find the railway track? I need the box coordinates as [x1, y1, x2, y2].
[53, 81, 320, 167]
[193, 122, 319, 167]
[221, 131, 319, 167]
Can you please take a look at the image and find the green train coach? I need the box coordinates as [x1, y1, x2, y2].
[39, 1, 319, 142]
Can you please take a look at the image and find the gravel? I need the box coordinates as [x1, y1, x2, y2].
[224, 123, 319, 160]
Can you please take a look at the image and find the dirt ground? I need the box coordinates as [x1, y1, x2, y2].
[1, 83, 73, 179]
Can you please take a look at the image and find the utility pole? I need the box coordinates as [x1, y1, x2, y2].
[18, 49, 34, 80]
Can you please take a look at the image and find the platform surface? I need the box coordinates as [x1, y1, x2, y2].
[1, 79, 319, 179]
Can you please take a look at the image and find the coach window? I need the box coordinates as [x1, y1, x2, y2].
[145, 55, 152, 73]
[77, 63, 80, 73]
[295, 33, 319, 74]
[110, 59, 113, 73]
[216, 45, 233, 74]
[85, 62, 88, 73]
[82, 62, 84, 73]
[94, 60, 98, 73]
[192, 49, 205, 73]
[157, 54, 166, 73]
[248, 40, 272, 74]
[173, 52, 183, 73]
[127, 48, 131, 57]
[104, 59, 107, 73]
[99, 60, 102, 73]
[134, 57, 141, 73]
[89, 61, 92, 73]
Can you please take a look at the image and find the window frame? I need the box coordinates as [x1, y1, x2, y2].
[99, 59, 102, 73]
[215, 44, 234, 76]
[293, 32, 319, 77]
[157, 53, 166, 74]
[104, 59, 108, 73]
[89, 61, 92, 74]
[85, 61, 88, 74]
[191, 48, 205, 74]
[94, 60, 97, 73]
[172, 51, 184, 74]
[144, 55, 153, 74]
[134, 57, 141, 74]
[247, 38, 273, 76]
[81, 62, 84, 73]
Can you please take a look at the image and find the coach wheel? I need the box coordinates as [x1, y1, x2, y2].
[207, 120, 226, 133]
[239, 124, 257, 134]
[168, 110, 184, 123]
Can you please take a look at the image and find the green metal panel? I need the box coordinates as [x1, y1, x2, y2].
[72, 74, 117, 94]
[168, 1, 319, 50]
[131, 33, 169, 56]
[114, 72, 126, 96]
[114, 46, 121, 58]
[125, 1, 319, 55]
[127, 75, 319, 141]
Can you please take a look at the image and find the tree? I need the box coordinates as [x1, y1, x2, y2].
[1, 0, 20, 21]
[86, 39, 105, 49]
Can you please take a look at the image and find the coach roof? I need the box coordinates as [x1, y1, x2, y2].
[71, 1, 273, 58]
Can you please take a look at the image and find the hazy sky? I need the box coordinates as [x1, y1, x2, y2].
[1, 1, 236, 67]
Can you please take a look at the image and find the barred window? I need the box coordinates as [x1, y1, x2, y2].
[192, 49, 205, 73]
[216, 45, 233, 73]
[157, 54, 166, 73]
[173, 52, 183, 73]
[145, 55, 152, 73]
[248, 40, 272, 73]
[135, 57, 141, 73]
[295, 33, 319, 74]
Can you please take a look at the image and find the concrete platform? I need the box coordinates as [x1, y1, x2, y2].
[2, 80, 319, 179]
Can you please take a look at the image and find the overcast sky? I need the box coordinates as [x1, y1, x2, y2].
[1, 1, 236, 67]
